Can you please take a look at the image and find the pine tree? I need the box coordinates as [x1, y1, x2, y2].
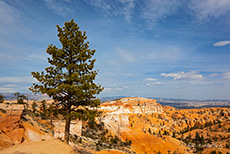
[30, 19, 103, 144]
[0, 94, 4, 103]
[32, 101, 38, 113]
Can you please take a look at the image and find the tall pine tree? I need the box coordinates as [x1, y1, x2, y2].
[30, 19, 103, 144]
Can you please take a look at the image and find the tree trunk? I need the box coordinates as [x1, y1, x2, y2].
[64, 107, 71, 144]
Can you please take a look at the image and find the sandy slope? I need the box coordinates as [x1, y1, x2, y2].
[121, 129, 190, 154]
[0, 139, 73, 154]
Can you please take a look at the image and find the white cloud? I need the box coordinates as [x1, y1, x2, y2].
[223, 72, 230, 79]
[146, 81, 161, 87]
[144, 78, 157, 81]
[161, 71, 203, 80]
[213, 41, 230, 47]
[43, 0, 73, 16]
[144, 78, 161, 87]
[189, 0, 230, 22]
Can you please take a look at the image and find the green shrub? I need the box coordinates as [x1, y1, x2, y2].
[0, 108, 6, 113]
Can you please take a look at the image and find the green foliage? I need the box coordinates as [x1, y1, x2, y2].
[228, 127, 230, 132]
[30, 19, 103, 110]
[210, 150, 217, 154]
[40, 100, 47, 119]
[14, 92, 20, 101]
[172, 131, 176, 138]
[0, 108, 6, 113]
[80, 120, 132, 151]
[207, 137, 212, 144]
[17, 98, 25, 104]
[47, 103, 58, 119]
[110, 135, 119, 144]
[32, 101, 38, 113]
[226, 143, 230, 149]
[164, 130, 169, 135]
[0, 94, 4, 103]
[14, 92, 27, 104]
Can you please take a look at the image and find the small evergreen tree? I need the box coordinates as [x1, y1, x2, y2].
[40, 100, 47, 119]
[172, 131, 176, 138]
[210, 151, 217, 154]
[0, 94, 4, 103]
[32, 101, 38, 113]
[14, 92, 20, 102]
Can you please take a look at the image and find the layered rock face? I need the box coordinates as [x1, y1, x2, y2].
[99, 97, 163, 135]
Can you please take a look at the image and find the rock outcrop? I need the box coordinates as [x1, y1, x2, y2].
[0, 104, 52, 149]
[99, 97, 163, 135]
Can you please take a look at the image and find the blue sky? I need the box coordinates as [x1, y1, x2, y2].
[0, 0, 230, 99]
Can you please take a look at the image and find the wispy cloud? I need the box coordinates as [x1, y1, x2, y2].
[161, 71, 203, 80]
[86, 0, 230, 28]
[0, 76, 36, 84]
[0, 76, 37, 93]
[0, 87, 15, 93]
[189, 0, 230, 22]
[117, 48, 135, 63]
[43, 0, 73, 16]
[144, 78, 157, 81]
[103, 87, 125, 93]
[208, 73, 219, 78]
[118, 0, 135, 23]
[213, 41, 230, 47]
[223, 72, 230, 79]
[149, 46, 185, 62]
[86, 0, 135, 22]
[86, 0, 181, 27]
[144, 78, 161, 87]
[146, 81, 161, 86]
[140, 0, 180, 28]
[0, 0, 21, 24]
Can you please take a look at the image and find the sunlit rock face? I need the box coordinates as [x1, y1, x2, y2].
[99, 97, 163, 135]
[0, 104, 25, 144]
[0, 104, 52, 147]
